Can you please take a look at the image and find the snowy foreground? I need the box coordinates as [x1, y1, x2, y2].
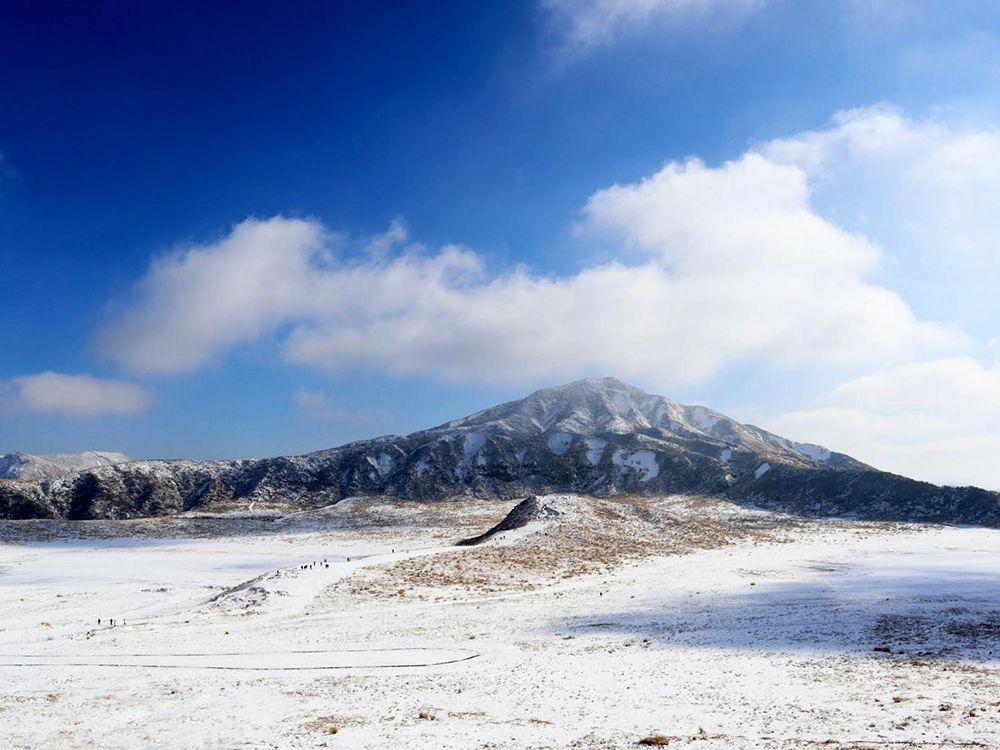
[0, 495, 997, 749]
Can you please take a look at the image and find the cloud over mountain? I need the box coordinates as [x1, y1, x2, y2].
[100, 134, 957, 388]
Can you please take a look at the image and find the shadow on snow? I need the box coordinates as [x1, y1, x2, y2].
[557, 560, 1000, 661]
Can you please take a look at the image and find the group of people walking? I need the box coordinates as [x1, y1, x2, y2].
[299, 558, 331, 570]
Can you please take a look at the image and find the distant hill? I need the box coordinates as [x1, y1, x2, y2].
[0, 451, 131, 482]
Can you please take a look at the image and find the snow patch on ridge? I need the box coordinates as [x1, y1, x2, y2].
[612, 449, 659, 481]
[649, 401, 669, 426]
[584, 438, 607, 465]
[453, 432, 488, 480]
[793, 442, 832, 463]
[375, 453, 395, 477]
[688, 406, 720, 434]
[547, 432, 574, 455]
[609, 392, 633, 417]
[463, 432, 487, 464]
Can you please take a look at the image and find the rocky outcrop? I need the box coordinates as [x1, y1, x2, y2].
[0, 480, 57, 520]
[457, 496, 560, 545]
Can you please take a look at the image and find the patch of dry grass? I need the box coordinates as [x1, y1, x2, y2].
[638, 735, 672, 746]
[331, 495, 807, 600]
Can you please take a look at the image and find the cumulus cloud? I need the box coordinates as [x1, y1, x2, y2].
[1, 372, 153, 416]
[573, 153, 958, 373]
[100, 217, 329, 375]
[101, 148, 957, 388]
[542, 0, 763, 52]
[759, 104, 1000, 333]
[767, 358, 1000, 490]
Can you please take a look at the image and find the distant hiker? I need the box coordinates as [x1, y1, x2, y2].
[97, 618, 101, 625]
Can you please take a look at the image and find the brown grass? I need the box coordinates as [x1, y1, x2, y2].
[639, 736, 672, 746]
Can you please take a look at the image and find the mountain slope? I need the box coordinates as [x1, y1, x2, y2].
[0, 451, 131, 482]
[0, 378, 997, 525]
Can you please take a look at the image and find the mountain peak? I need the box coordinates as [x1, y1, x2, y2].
[432, 376, 863, 472]
[535, 375, 643, 396]
[560, 375, 634, 389]
[437, 376, 668, 437]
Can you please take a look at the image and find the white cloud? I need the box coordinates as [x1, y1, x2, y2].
[758, 104, 1000, 335]
[100, 217, 329, 375]
[2, 372, 153, 416]
[768, 358, 1000, 489]
[101, 150, 956, 388]
[542, 0, 763, 52]
[574, 153, 958, 373]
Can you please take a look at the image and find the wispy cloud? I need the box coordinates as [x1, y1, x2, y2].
[293, 388, 392, 425]
[541, 0, 764, 54]
[1, 372, 153, 417]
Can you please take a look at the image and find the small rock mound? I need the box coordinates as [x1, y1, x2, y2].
[457, 496, 558, 546]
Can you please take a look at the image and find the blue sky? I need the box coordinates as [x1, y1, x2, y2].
[2, 1, 1000, 488]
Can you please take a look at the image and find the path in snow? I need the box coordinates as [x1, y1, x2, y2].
[0, 647, 479, 671]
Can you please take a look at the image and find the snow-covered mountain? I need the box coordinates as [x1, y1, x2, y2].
[0, 451, 131, 482]
[1, 378, 997, 525]
[439, 377, 860, 469]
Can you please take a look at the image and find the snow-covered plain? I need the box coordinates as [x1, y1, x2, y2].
[0, 496, 996, 749]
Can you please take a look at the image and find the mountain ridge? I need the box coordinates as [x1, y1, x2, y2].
[0, 377, 996, 525]
[0, 451, 131, 482]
